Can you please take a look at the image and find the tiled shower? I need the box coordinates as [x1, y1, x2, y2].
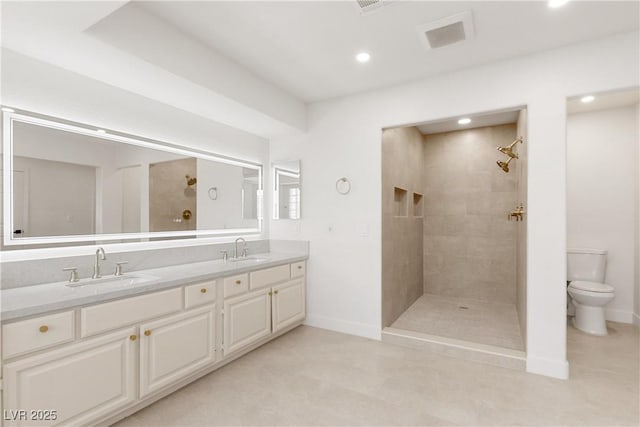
[382, 112, 528, 352]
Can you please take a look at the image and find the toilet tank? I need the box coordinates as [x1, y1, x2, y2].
[567, 248, 607, 282]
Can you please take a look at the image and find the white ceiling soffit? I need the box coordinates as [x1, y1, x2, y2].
[138, 1, 640, 103]
[0, 2, 306, 138]
[415, 110, 520, 135]
[567, 88, 640, 114]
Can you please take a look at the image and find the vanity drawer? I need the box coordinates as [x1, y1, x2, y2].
[249, 264, 290, 290]
[224, 274, 249, 298]
[185, 280, 217, 309]
[2, 311, 75, 359]
[81, 288, 182, 337]
[291, 261, 306, 278]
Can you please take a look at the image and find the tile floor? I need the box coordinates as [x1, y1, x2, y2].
[390, 293, 524, 350]
[114, 322, 639, 426]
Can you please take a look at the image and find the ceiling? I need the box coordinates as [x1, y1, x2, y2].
[567, 88, 640, 114]
[415, 109, 520, 135]
[1, 1, 638, 138]
[138, 1, 640, 102]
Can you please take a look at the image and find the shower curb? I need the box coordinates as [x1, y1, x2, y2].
[381, 327, 526, 371]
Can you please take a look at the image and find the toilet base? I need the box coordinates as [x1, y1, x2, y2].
[572, 303, 608, 335]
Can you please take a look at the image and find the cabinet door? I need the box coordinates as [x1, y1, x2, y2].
[223, 288, 271, 355]
[272, 279, 306, 333]
[139, 305, 215, 397]
[3, 328, 136, 427]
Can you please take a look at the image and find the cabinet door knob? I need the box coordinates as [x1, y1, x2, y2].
[297, 266, 302, 269]
[200, 288, 207, 293]
[39, 325, 49, 333]
[235, 280, 241, 285]
[274, 290, 279, 294]
[144, 330, 152, 336]
[130, 335, 137, 341]
[268, 291, 273, 296]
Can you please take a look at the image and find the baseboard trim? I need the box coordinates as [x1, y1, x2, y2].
[526, 354, 569, 380]
[633, 312, 640, 326]
[304, 314, 381, 340]
[605, 308, 635, 324]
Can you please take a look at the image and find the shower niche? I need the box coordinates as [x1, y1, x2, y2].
[393, 187, 408, 217]
[381, 107, 529, 363]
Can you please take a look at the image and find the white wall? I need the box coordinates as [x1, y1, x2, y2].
[270, 31, 640, 379]
[567, 105, 639, 324]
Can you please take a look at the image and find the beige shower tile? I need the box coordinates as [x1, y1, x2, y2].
[466, 171, 492, 192]
[491, 170, 517, 192]
[463, 214, 492, 237]
[467, 236, 516, 259]
[424, 235, 466, 255]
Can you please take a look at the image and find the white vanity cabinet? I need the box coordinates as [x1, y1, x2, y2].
[223, 289, 272, 355]
[1, 258, 306, 427]
[3, 328, 137, 426]
[272, 278, 306, 333]
[139, 305, 215, 397]
[222, 263, 306, 356]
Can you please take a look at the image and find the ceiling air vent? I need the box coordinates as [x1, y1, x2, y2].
[354, 0, 384, 15]
[416, 10, 475, 50]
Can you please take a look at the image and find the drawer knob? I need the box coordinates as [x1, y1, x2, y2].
[144, 330, 152, 336]
[298, 266, 302, 269]
[39, 325, 49, 333]
[200, 288, 207, 293]
[235, 280, 241, 285]
[130, 335, 137, 341]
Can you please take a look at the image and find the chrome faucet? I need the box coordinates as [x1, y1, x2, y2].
[92, 247, 107, 279]
[234, 238, 247, 259]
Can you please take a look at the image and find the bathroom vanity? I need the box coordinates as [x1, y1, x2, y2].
[0, 253, 306, 426]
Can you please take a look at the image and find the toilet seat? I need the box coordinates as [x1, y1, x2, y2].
[569, 280, 614, 293]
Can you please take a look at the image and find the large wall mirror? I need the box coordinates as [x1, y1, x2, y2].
[272, 160, 300, 220]
[2, 112, 263, 247]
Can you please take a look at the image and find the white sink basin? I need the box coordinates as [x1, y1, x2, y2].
[66, 273, 159, 288]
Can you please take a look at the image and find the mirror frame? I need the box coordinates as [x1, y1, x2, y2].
[2, 111, 263, 247]
[272, 160, 301, 220]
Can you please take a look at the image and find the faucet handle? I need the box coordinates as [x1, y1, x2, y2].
[242, 248, 249, 258]
[220, 250, 228, 261]
[63, 267, 80, 283]
[115, 261, 128, 276]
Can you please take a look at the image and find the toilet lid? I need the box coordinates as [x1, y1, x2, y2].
[569, 281, 614, 293]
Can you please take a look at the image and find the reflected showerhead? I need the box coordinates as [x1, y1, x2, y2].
[185, 175, 197, 186]
[497, 158, 512, 173]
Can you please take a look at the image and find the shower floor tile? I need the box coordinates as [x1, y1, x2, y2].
[390, 294, 524, 351]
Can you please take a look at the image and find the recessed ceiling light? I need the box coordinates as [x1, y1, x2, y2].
[1, 107, 15, 113]
[548, 0, 570, 8]
[96, 129, 107, 134]
[458, 118, 471, 125]
[355, 52, 371, 63]
[580, 95, 595, 103]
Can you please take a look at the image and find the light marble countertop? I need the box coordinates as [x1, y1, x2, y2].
[1, 251, 307, 322]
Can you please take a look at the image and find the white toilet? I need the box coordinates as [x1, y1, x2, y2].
[566, 248, 615, 335]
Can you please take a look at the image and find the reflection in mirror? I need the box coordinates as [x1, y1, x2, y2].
[4, 113, 263, 246]
[272, 160, 301, 220]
